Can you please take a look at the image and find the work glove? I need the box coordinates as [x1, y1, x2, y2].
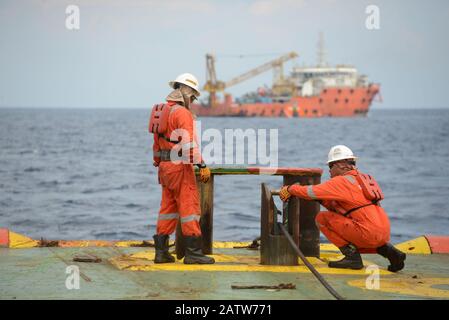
[199, 165, 211, 183]
[279, 185, 291, 202]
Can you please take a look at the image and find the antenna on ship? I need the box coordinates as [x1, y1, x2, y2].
[317, 32, 327, 67]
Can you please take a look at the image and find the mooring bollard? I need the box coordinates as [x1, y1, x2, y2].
[260, 183, 298, 265]
[175, 167, 323, 257]
[283, 174, 321, 258]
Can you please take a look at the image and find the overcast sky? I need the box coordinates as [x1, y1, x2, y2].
[1, 0, 448, 109]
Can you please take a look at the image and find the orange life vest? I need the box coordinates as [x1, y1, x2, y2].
[149, 103, 171, 134]
[355, 171, 384, 202]
[342, 171, 384, 217]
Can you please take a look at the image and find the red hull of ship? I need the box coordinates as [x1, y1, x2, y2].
[191, 84, 380, 118]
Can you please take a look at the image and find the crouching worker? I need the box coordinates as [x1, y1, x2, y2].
[279, 145, 406, 272]
[149, 73, 214, 265]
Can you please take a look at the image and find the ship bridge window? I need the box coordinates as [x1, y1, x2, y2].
[338, 89, 342, 94]
[345, 98, 349, 103]
[319, 98, 323, 103]
[350, 89, 354, 94]
[334, 98, 339, 103]
[323, 89, 327, 94]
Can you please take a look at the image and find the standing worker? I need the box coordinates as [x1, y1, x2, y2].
[279, 145, 406, 272]
[149, 73, 214, 264]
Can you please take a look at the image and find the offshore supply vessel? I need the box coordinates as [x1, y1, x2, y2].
[191, 35, 381, 117]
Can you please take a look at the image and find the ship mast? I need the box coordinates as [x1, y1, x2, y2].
[317, 32, 327, 67]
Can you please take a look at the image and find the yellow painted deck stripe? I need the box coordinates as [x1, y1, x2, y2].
[110, 250, 392, 276]
[3, 229, 433, 254]
[114, 240, 160, 248]
[320, 243, 340, 252]
[212, 241, 256, 248]
[110, 258, 392, 275]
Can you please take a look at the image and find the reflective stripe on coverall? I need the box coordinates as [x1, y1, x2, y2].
[288, 169, 390, 252]
[153, 101, 203, 236]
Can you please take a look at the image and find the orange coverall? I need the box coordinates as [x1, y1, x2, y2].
[288, 170, 390, 252]
[153, 101, 203, 236]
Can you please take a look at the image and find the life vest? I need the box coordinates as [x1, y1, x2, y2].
[342, 171, 384, 217]
[355, 171, 384, 202]
[149, 103, 184, 145]
[149, 103, 171, 134]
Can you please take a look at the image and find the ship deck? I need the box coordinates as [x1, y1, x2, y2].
[1, 232, 449, 300]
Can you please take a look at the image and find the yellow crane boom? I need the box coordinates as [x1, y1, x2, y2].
[225, 51, 298, 88]
[203, 51, 299, 107]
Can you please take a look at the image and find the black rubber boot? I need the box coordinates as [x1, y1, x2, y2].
[153, 234, 175, 264]
[328, 244, 364, 270]
[184, 236, 215, 264]
[376, 243, 406, 272]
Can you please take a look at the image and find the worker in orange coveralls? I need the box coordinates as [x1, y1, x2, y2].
[150, 73, 214, 264]
[279, 145, 406, 271]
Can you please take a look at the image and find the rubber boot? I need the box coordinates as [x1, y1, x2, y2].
[184, 236, 215, 264]
[328, 244, 364, 270]
[376, 243, 406, 272]
[153, 234, 175, 264]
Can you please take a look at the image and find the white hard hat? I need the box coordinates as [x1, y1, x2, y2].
[327, 145, 358, 163]
[169, 73, 201, 97]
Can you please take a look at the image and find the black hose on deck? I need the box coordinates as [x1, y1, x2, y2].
[277, 222, 345, 300]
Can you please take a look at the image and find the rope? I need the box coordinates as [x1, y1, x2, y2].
[277, 222, 345, 300]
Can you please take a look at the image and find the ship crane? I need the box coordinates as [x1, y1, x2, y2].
[203, 51, 298, 107]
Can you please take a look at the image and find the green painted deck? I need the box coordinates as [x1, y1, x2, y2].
[1, 245, 449, 300]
